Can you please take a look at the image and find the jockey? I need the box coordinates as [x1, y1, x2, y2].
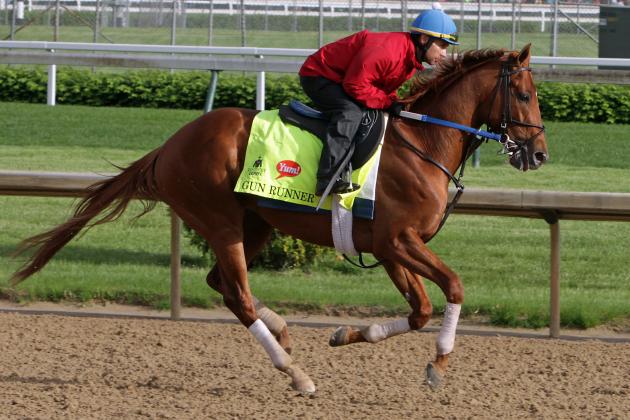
[299, 6, 459, 196]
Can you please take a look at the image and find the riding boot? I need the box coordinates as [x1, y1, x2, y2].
[315, 164, 360, 196]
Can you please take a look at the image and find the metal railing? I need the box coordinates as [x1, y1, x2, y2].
[7, 39, 630, 64]
[2, 170, 630, 337]
[3, 41, 630, 108]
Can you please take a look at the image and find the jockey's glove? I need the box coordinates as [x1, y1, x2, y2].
[388, 102, 405, 116]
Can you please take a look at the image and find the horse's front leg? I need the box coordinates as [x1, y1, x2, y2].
[377, 227, 464, 390]
[329, 262, 433, 346]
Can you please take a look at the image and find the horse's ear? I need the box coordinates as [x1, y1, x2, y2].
[517, 43, 532, 65]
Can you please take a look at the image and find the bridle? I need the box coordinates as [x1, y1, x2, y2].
[487, 63, 546, 171]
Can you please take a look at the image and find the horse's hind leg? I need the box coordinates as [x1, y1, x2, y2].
[170, 200, 313, 392]
[210, 237, 315, 393]
[329, 262, 433, 346]
[252, 296, 293, 354]
[206, 211, 293, 354]
[154, 108, 312, 392]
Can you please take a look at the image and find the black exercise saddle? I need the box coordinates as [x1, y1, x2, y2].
[278, 100, 386, 170]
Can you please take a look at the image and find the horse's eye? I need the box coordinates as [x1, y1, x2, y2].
[517, 92, 530, 102]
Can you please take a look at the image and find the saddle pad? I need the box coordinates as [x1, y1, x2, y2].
[234, 110, 383, 218]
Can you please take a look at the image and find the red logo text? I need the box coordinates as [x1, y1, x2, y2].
[276, 160, 302, 179]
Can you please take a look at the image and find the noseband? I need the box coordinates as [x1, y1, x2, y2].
[487, 64, 546, 167]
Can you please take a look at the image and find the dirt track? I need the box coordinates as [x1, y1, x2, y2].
[1, 311, 628, 419]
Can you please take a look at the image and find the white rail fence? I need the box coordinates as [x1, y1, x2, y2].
[3, 41, 630, 108]
[6, 0, 601, 23]
[2, 170, 630, 337]
[3, 0, 604, 55]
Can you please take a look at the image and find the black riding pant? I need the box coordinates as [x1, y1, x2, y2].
[300, 76, 364, 180]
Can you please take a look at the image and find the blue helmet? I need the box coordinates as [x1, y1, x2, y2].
[410, 8, 459, 45]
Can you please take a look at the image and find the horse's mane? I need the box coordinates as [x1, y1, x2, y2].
[402, 48, 507, 104]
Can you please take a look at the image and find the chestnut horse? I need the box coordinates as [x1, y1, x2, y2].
[11, 45, 547, 393]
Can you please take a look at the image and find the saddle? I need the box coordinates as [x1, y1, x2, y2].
[278, 100, 385, 170]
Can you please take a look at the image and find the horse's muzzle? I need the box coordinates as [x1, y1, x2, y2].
[509, 143, 548, 171]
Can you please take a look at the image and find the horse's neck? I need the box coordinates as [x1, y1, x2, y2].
[408, 65, 497, 174]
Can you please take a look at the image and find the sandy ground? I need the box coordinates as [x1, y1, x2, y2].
[1, 304, 629, 419]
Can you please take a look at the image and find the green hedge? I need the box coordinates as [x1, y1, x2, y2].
[0, 67, 311, 110]
[537, 83, 630, 124]
[1, 67, 629, 124]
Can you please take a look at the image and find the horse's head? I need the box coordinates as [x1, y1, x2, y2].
[402, 45, 548, 172]
[484, 44, 548, 171]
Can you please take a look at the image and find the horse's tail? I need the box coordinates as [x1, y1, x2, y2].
[10, 148, 163, 285]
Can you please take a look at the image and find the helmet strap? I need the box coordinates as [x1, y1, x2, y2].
[421, 37, 435, 63]
[411, 33, 434, 64]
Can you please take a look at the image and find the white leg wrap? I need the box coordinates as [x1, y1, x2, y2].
[362, 318, 411, 343]
[436, 303, 461, 355]
[248, 319, 292, 369]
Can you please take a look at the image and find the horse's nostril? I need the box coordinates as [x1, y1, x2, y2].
[534, 152, 547, 164]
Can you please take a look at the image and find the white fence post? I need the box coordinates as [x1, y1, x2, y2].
[47, 50, 56, 106]
[256, 55, 265, 111]
[170, 208, 181, 321]
[550, 220, 561, 338]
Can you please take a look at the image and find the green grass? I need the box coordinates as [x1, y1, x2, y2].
[1, 101, 629, 329]
[1, 24, 598, 57]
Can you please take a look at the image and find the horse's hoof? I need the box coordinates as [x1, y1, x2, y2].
[426, 362, 444, 391]
[329, 326, 352, 347]
[291, 377, 316, 395]
[283, 365, 316, 394]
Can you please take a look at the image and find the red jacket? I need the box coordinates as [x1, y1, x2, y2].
[299, 30, 424, 109]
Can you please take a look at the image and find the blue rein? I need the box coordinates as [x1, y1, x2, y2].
[398, 110, 504, 143]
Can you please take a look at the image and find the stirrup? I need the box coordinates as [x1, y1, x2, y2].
[332, 180, 360, 194]
[315, 179, 360, 196]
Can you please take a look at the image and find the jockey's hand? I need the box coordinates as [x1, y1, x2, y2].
[388, 102, 404, 116]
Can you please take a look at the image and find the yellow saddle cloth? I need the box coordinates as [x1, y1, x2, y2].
[234, 109, 383, 218]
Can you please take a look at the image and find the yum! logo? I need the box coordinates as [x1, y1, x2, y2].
[276, 160, 301, 179]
